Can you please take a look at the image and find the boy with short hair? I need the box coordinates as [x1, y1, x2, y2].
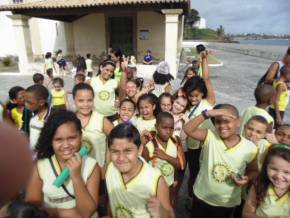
[274, 124, 290, 146]
[184, 104, 258, 218]
[25, 84, 52, 149]
[244, 115, 271, 171]
[143, 112, 185, 204]
[32, 73, 44, 85]
[240, 84, 274, 135]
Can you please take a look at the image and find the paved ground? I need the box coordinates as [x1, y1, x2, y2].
[0, 46, 289, 217]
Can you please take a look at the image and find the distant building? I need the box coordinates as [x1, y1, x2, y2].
[193, 17, 206, 29]
[0, 0, 190, 77]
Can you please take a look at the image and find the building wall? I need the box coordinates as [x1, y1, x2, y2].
[137, 11, 165, 62]
[73, 13, 106, 57]
[0, 11, 17, 56]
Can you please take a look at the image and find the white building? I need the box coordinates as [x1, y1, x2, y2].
[193, 17, 206, 29]
[0, 0, 190, 77]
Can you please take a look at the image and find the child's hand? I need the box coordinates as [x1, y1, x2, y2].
[141, 130, 153, 145]
[266, 131, 279, 144]
[231, 174, 249, 187]
[153, 148, 168, 160]
[208, 109, 237, 119]
[147, 196, 165, 218]
[66, 153, 82, 181]
[146, 80, 155, 92]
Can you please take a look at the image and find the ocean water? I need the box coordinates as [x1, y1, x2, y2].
[238, 39, 290, 47]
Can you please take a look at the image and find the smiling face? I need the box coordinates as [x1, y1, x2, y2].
[188, 90, 204, 106]
[139, 100, 155, 120]
[214, 112, 240, 139]
[244, 119, 267, 142]
[156, 117, 174, 142]
[74, 89, 94, 116]
[100, 64, 114, 81]
[109, 138, 143, 174]
[267, 155, 290, 191]
[172, 96, 188, 114]
[126, 81, 138, 98]
[119, 101, 135, 122]
[52, 122, 82, 162]
[275, 126, 290, 146]
[160, 96, 172, 113]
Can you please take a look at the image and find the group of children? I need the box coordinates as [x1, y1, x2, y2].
[0, 46, 289, 218]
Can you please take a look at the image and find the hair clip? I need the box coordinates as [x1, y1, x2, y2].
[273, 144, 290, 151]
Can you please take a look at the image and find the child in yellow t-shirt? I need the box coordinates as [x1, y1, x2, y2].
[105, 123, 175, 218]
[243, 145, 290, 218]
[269, 65, 290, 127]
[8, 86, 25, 129]
[142, 112, 185, 205]
[244, 116, 271, 171]
[113, 98, 136, 126]
[50, 77, 69, 110]
[240, 84, 275, 135]
[184, 104, 258, 218]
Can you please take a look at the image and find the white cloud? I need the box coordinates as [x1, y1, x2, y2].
[191, 0, 290, 34]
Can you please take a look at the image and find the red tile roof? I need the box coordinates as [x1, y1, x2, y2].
[0, 0, 189, 10]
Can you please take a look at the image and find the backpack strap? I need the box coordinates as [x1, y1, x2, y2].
[49, 157, 75, 199]
[170, 135, 185, 170]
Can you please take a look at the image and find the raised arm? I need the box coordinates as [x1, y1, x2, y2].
[265, 62, 279, 84]
[183, 113, 208, 142]
[242, 187, 263, 218]
[118, 57, 129, 100]
[201, 51, 215, 106]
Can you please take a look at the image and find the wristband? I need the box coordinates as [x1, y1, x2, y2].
[201, 109, 210, 119]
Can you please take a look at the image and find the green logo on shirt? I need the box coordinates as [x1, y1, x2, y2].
[160, 162, 174, 177]
[115, 205, 134, 218]
[212, 163, 231, 183]
[98, 91, 110, 101]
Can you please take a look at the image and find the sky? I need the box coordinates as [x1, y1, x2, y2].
[191, 0, 290, 35]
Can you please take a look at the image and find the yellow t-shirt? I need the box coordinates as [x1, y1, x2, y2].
[146, 138, 177, 186]
[193, 130, 258, 207]
[257, 139, 271, 171]
[240, 106, 274, 135]
[37, 155, 97, 215]
[11, 107, 23, 129]
[135, 117, 156, 134]
[82, 111, 106, 167]
[256, 185, 290, 218]
[105, 158, 161, 218]
[51, 89, 65, 106]
[91, 76, 118, 116]
[271, 80, 289, 111]
[186, 99, 214, 149]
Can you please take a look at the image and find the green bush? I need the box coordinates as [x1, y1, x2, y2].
[2, 56, 13, 67]
[184, 28, 219, 40]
